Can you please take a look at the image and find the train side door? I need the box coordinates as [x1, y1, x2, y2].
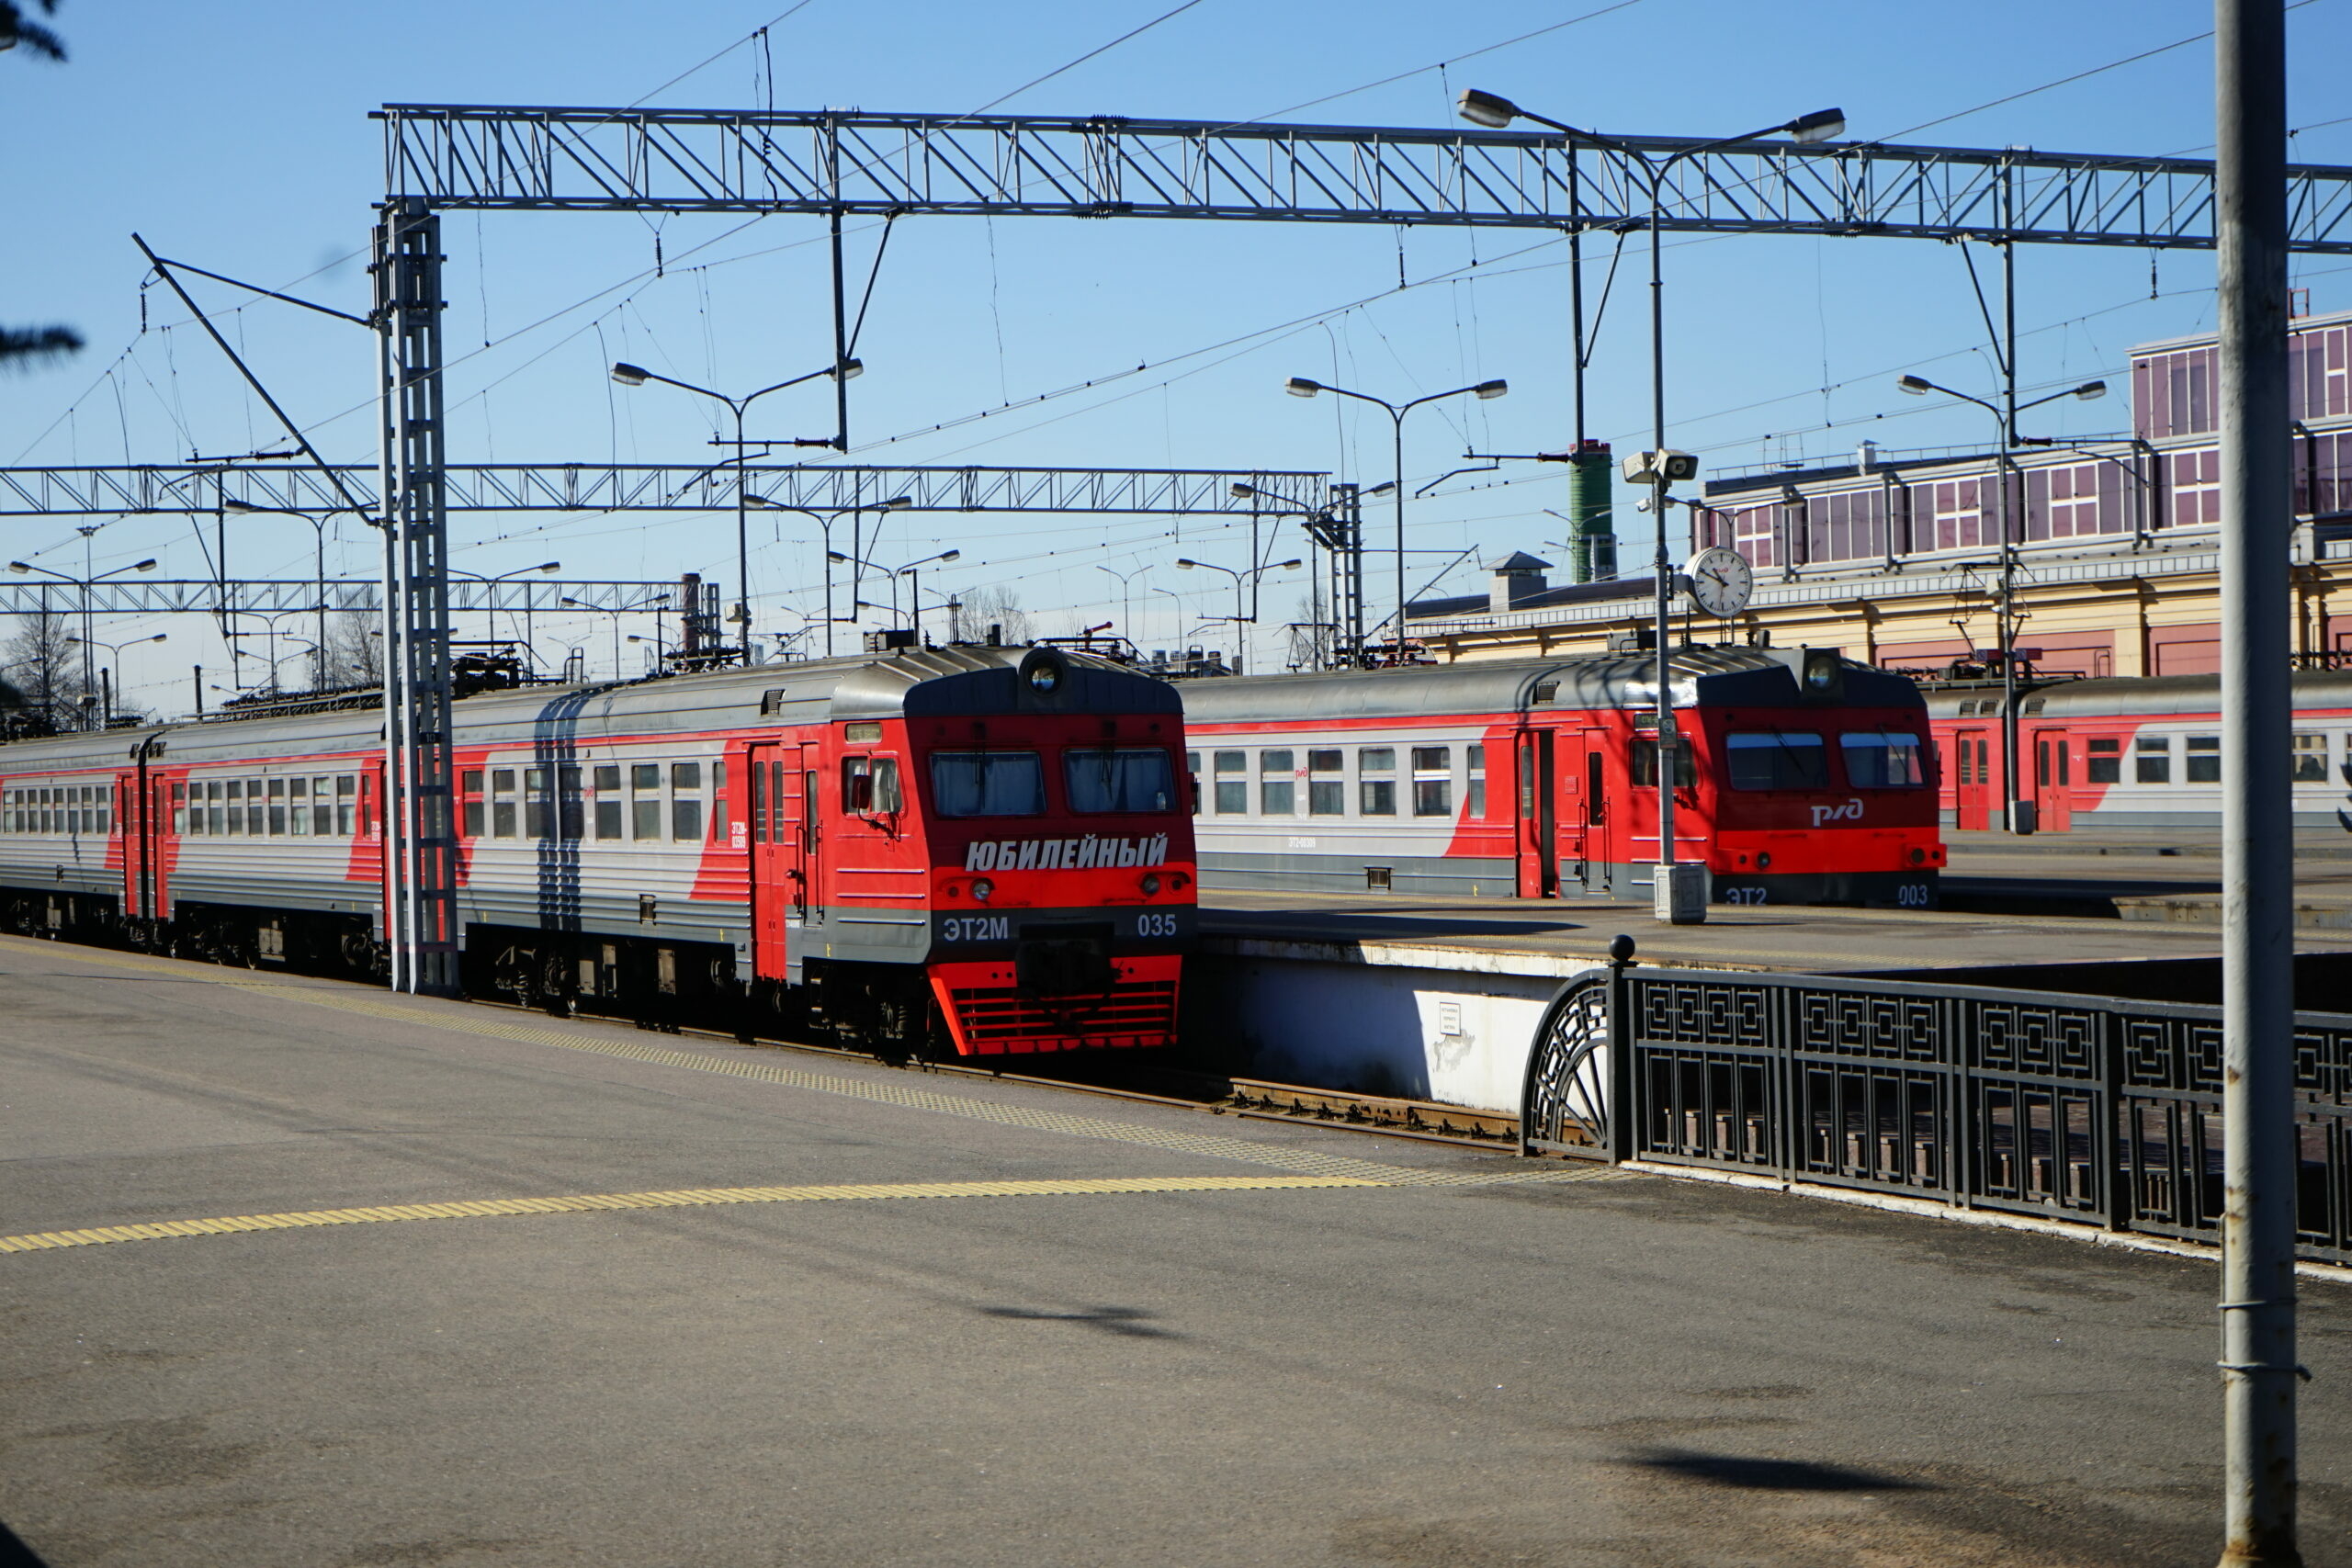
[2032, 728, 2074, 833]
[116, 772, 145, 919]
[750, 741, 822, 981]
[1514, 729, 1556, 898]
[1952, 728, 1993, 830]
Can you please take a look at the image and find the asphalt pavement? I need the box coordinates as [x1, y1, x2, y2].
[1, 933, 2346, 1567]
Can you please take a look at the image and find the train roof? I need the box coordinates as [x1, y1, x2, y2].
[1181, 646, 1922, 724]
[1925, 669, 2352, 719]
[0, 645, 1175, 774]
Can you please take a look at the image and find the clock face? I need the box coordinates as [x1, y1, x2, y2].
[1686, 547, 1754, 617]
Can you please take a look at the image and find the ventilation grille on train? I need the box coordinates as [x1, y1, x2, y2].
[947, 979, 1178, 1052]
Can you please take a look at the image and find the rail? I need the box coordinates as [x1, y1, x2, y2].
[1522, 962, 2352, 1264]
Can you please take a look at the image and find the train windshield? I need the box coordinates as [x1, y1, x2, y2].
[1724, 731, 1828, 790]
[1839, 730, 1928, 787]
[929, 751, 1046, 817]
[1064, 747, 1176, 813]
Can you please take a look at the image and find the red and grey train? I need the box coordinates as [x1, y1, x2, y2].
[1926, 668, 2352, 832]
[0, 645, 1193, 1055]
[1179, 646, 1946, 908]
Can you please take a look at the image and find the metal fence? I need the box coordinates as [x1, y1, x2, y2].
[1521, 964, 2352, 1265]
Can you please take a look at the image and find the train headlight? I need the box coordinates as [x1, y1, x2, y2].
[971, 878, 993, 902]
[1909, 847, 1926, 865]
[1756, 852, 1772, 870]
[1141, 874, 1160, 896]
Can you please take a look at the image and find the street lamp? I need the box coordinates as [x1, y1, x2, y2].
[1457, 88, 1842, 924]
[562, 590, 670, 681]
[829, 547, 960, 641]
[63, 632, 165, 727]
[10, 555, 158, 728]
[609, 357, 863, 662]
[626, 631, 672, 672]
[1174, 556, 1303, 635]
[221, 498, 372, 685]
[449, 560, 561, 669]
[1283, 376, 1505, 660]
[1895, 373, 2108, 834]
[1096, 562, 1151, 643]
[746, 492, 913, 657]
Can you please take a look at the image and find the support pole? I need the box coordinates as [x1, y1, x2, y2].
[375, 198, 460, 998]
[2214, 1, 2299, 1562]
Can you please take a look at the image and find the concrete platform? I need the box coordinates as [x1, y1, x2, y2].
[3, 934, 2347, 1567]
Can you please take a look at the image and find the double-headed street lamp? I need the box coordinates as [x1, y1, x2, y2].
[1174, 556, 1303, 654]
[1458, 88, 1842, 923]
[9, 555, 158, 728]
[1283, 378, 1506, 660]
[449, 561, 561, 670]
[63, 632, 165, 727]
[562, 590, 670, 682]
[609, 357, 863, 662]
[220, 498, 371, 682]
[1896, 373, 2107, 834]
[829, 547, 960, 641]
[745, 493, 913, 657]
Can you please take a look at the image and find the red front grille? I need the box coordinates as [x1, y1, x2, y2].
[946, 979, 1178, 1054]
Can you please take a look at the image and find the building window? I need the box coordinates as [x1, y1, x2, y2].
[2086, 738, 2122, 785]
[1466, 744, 1487, 818]
[1411, 746, 1452, 816]
[2135, 735, 2171, 784]
[1259, 750, 1295, 817]
[594, 764, 623, 839]
[2292, 733, 2327, 784]
[2185, 735, 2221, 784]
[1358, 747, 1396, 816]
[1213, 750, 1248, 815]
[1307, 749, 1345, 816]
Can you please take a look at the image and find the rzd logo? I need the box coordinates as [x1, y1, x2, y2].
[1810, 797, 1864, 828]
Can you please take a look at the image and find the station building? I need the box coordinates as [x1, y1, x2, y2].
[1405, 310, 2352, 674]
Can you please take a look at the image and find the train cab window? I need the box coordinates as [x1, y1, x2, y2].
[1306, 750, 1345, 817]
[1466, 745, 1487, 818]
[1185, 751, 1201, 816]
[841, 756, 903, 816]
[267, 779, 288, 835]
[1410, 747, 1452, 817]
[1259, 750, 1296, 817]
[630, 763, 662, 840]
[1065, 748, 1176, 813]
[592, 765, 623, 839]
[672, 762, 704, 841]
[335, 775, 357, 836]
[2086, 738, 2122, 784]
[1358, 748, 1396, 816]
[1839, 731, 1927, 788]
[2186, 735, 2221, 784]
[2136, 736, 2172, 784]
[930, 751, 1036, 817]
[2293, 734, 2327, 783]
[1632, 738, 1699, 788]
[1724, 732, 1824, 790]
[1212, 751, 1248, 815]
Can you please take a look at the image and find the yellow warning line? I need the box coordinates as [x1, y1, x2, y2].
[0, 1173, 1390, 1255]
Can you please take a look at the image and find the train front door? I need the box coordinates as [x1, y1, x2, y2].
[2032, 728, 2074, 833]
[1514, 729, 1556, 897]
[1952, 728, 1996, 831]
[749, 741, 821, 980]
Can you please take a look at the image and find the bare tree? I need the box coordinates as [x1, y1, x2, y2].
[320, 610, 382, 688]
[957, 584, 1033, 645]
[3, 610, 86, 725]
[0, 2, 80, 375]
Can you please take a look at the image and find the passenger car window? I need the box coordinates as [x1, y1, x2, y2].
[1358, 747, 1396, 817]
[1064, 748, 1175, 813]
[2136, 735, 2171, 784]
[1410, 747, 1452, 817]
[1212, 750, 1248, 815]
[2292, 733, 2326, 783]
[930, 751, 1044, 817]
[2186, 735, 2220, 783]
[1259, 750, 1295, 817]
[2086, 738, 2122, 784]
[1307, 750, 1344, 817]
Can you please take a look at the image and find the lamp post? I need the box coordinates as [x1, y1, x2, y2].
[745, 492, 913, 657]
[9, 555, 158, 728]
[626, 631, 672, 673]
[221, 498, 371, 686]
[1896, 373, 2107, 834]
[267, 637, 320, 694]
[448, 561, 561, 669]
[1282, 377, 1506, 661]
[1458, 89, 1842, 923]
[609, 356, 862, 663]
[1175, 556, 1303, 671]
[1095, 562, 1150, 642]
[830, 547, 961, 640]
[63, 632, 165, 727]
[562, 589, 670, 681]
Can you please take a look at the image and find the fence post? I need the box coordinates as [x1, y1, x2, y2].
[1608, 935, 1636, 1165]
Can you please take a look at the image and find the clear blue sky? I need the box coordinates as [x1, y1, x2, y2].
[4, 0, 2348, 711]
